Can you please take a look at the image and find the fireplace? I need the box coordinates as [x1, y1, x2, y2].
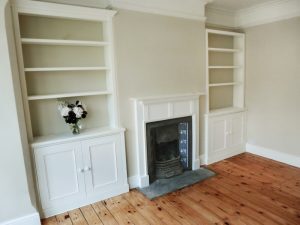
[146, 116, 192, 183]
[132, 93, 202, 188]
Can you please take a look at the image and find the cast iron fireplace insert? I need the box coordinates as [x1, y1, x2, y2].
[146, 116, 192, 184]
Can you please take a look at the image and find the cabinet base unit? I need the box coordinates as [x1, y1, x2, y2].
[204, 111, 246, 164]
[32, 129, 129, 218]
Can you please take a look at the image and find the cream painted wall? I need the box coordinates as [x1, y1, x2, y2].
[114, 10, 206, 176]
[245, 17, 300, 156]
[0, 0, 39, 223]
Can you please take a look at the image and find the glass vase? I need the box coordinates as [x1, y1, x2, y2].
[70, 123, 80, 135]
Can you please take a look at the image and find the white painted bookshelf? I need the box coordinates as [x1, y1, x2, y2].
[13, 2, 119, 141]
[24, 66, 109, 72]
[208, 48, 240, 53]
[27, 91, 112, 101]
[206, 29, 245, 114]
[209, 82, 241, 87]
[204, 29, 246, 165]
[21, 38, 110, 46]
[12, 1, 129, 217]
[209, 66, 242, 69]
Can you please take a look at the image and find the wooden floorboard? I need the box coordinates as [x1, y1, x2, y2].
[91, 202, 118, 225]
[42, 153, 300, 225]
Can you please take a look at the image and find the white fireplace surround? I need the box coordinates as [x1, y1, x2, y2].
[132, 93, 204, 188]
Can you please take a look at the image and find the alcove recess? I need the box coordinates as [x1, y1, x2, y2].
[206, 29, 245, 115]
[14, 12, 119, 142]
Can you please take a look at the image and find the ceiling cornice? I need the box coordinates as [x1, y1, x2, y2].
[32, 0, 210, 21]
[205, 7, 235, 28]
[206, 0, 300, 28]
[236, 0, 300, 28]
[110, 0, 210, 21]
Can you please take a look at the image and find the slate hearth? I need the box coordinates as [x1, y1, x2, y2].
[138, 168, 215, 200]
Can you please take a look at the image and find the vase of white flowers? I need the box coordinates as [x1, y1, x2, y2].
[58, 100, 88, 135]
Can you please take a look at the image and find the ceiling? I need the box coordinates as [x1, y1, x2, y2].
[207, 0, 275, 11]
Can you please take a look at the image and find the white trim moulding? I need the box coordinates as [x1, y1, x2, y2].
[246, 143, 300, 168]
[1, 209, 40, 225]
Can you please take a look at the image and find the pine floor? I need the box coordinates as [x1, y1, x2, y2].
[42, 153, 300, 225]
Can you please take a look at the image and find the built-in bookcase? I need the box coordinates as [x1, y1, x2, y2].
[12, 2, 129, 217]
[206, 29, 245, 115]
[204, 29, 246, 165]
[13, 1, 119, 142]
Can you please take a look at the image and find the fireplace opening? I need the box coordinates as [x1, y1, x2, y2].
[146, 116, 192, 183]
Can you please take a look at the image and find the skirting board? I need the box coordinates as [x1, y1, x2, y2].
[246, 143, 300, 168]
[128, 175, 149, 189]
[193, 158, 201, 170]
[128, 175, 140, 189]
[200, 154, 206, 165]
[1, 211, 40, 225]
[206, 148, 245, 165]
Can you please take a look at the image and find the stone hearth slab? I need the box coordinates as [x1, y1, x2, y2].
[138, 168, 215, 200]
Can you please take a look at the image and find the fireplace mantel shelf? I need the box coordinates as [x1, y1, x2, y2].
[130, 92, 205, 103]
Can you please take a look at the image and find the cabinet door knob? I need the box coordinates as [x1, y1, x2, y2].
[78, 168, 84, 173]
[84, 166, 91, 172]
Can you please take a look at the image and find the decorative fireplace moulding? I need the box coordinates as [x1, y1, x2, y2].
[131, 93, 205, 188]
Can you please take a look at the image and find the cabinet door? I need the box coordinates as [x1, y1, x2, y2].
[34, 142, 85, 210]
[82, 134, 126, 199]
[209, 116, 229, 154]
[228, 113, 245, 148]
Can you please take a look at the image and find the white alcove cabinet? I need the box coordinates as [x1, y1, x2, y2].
[205, 112, 245, 164]
[204, 28, 246, 164]
[34, 131, 128, 218]
[12, 0, 129, 218]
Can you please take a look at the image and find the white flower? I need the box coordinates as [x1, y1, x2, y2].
[73, 107, 83, 118]
[60, 106, 70, 117]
